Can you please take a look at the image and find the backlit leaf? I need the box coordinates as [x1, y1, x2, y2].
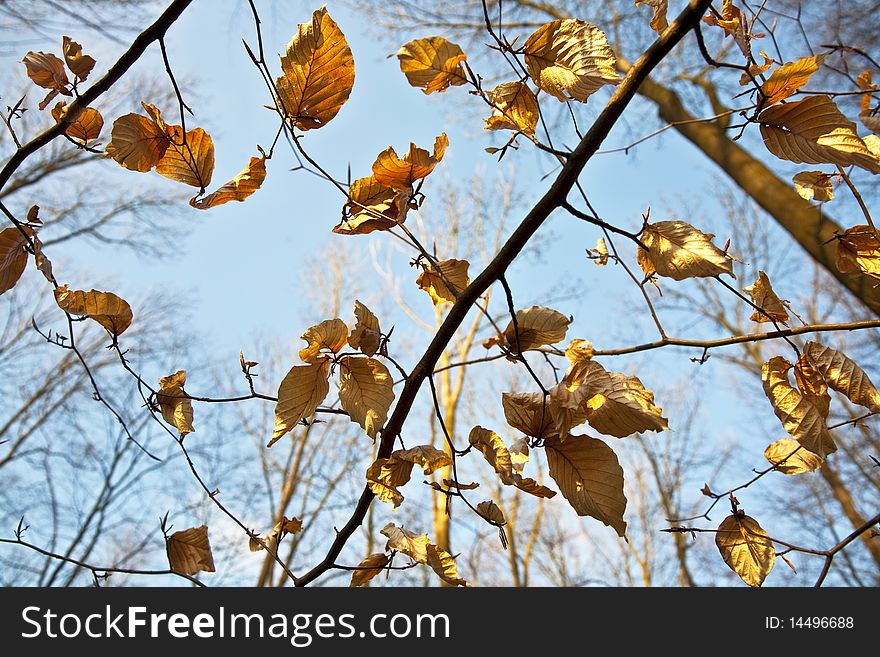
[426, 543, 467, 586]
[484, 81, 539, 137]
[477, 500, 506, 525]
[836, 225, 880, 281]
[190, 151, 267, 209]
[502, 392, 555, 440]
[372, 133, 448, 190]
[53, 284, 133, 336]
[523, 19, 620, 102]
[105, 104, 171, 172]
[804, 341, 880, 412]
[51, 102, 103, 143]
[468, 426, 514, 484]
[249, 516, 302, 552]
[396, 36, 467, 94]
[62, 36, 95, 81]
[0, 226, 31, 296]
[348, 300, 382, 357]
[416, 258, 469, 306]
[545, 434, 627, 537]
[299, 318, 349, 364]
[166, 525, 215, 576]
[761, 54, 826, 105]
[154, 124, 215, 190]
[582, 369, 668, 438]
[381, 523, 429, 564]
[638, 220, 735, 280]
[366, 455, 414, 508]
[335, 176, 410, 235]
[764, 437, 824, 475]
[715, 514, 775, 587]
[794, 352, 831, 418]
[349, 553, 389, 587]
[635, 0, 668, 34]
[276, 7, 355, 131]
[270, 360, 331, 446]
[157, 369, 194, 436]
[394, 444, 452, 475]
[793, 171, 834, 202]
[338, 356, 394, 439]
[22, 51, 70, 109]
[502, 305, 571, 352]
[743, 271, 789, 323]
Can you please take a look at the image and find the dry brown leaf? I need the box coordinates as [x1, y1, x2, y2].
[299, 318, 349, 364]
[166, 525, 215, 576]
[276, 7, 355, 131]
[761, 54, 826, 105]
[836, 225, 880, 280]
[348, 300, 382, 357]
[366, 456, 414, 508]
[372, 133, 448, 190]
[508, 436, 530, 475]
[441, 478, 480, 490]
[545, 434, 627, 537]
[62, 36, 95, 81]
[638, 220, 735, 280]
[764, 437, 824, 475]
[794, 353, 831, 418]
[426, 544, 467, 586]
[22, 51, 70, 109]
[743, 271, 789, 323]
[502, 392, 556, 440]
[484, 81, 540, 137]
[380, 523, 429, 564]
[394, 445, 452, 475]
[793, 171, 834, 202]
[740, 51, 775, 85]
[762, 356, 836, 458]
[190, 151, 267, 209]
[0, 226, 31, 296]
[396, 36, 467, 94]
[759, 95, 880, 174]
[523, 19, 620, 102]
[635, 0, 668, 34]
[349, 553, 390, 587]
[335, 176, 410, 235]
[154, 124, 215, 190]
[270, 360, 331, 446]
[157, 370, 194, 436]
[476, 500, 505, 525]
[715, 514, 775, 587]
[51, 102, 103, 143]
[582, 370, 668, 438]
[416, 258, 469, 306]
[511, 475, 557, 498]
[591, 237, 609, 265]
[338, 356, 394, 439]
[804, 341, 880, 412]
[32, 235, 53, 283]
[105, 105, 171, 172]
[53, 284, 132, 336]
[501, 305, 571, 352]
[468, 426, 514, 484]
[249, 516, 302, 552]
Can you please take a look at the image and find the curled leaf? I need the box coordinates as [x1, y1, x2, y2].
[761, 54, 826, 105]
[635, 0, 668, 34]
[372, 133, 448, 190]
[396, 36, 467, 94]
[53, 284, 133, 335]
[348, 300, 382, 357]
[764, 437, 824, 475]
[484, 81, 539, 137]
[804, 341, 880, 412]
[190, 151, 267, 209]
[468, 426, 513, 484]
[394, 444, 452, 475]
[476, 500, 505, 525]
[366, 456, 414, 508]
[793, 171, 834, 202]
[299, 318, 349, 364]
[62, 36, 95, 81]
[157, 370, 194, 436]
[426, 543, 467, 586]
[836, 225, 880, 281]
[249, 516, 302, 552]
[335, 176, 410, 235]
[743, 271, 789, 323]
[501, 305, 571, 352]
[0, 226, 31, 296]
[381, 523, 429, 564]
[416, 258, 469, 306]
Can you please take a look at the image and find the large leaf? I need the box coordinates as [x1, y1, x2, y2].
[523, 19, 620, 102]
[366, 456, 414, 508]
[761, 356, 836, 457]
[396, 36, 467, 94]
[759, 95, 880, 174]
[276, 7, 355, 131]
[502, 392, 555, 440]
[53, 284, 133, 336]
[372, 134, 448, 190]
[804, 341, 880, 412]
[190, 151, 267, 209]
[761, 54, 826, 105]
[545, 434, 627, 537]
[380, 523, 430, 564]
[638, 220, 735, 280]
[270, 360, 331, 446]
[166, 525, 215, 576]
[0, 226, 31, 296]
[105, 109, 171, 172]
[715, 514, 775, 587]
[582, 369, 668, 438]
[156, 370, 194, 436]
[338, 356, 394, 439]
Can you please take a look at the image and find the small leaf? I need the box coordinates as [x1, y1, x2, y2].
[743, 271, 789, 323]
[381, 523, 429, 564]
[426, 543, 467, 586]
[22, 51, 70, 109]
[394, 444, 452, 475]
[476, 500, 505, 524]
[501, 305, 571, 352]
[249, 516, 302, 552]
[635, 0, 668, 34]
[468, 426, 514, 483]
[794, 352, 831, 418]
[166, 525, 215, 576]
[638, 220, 735, 280]
[804, 341, 880, 412]
[396, 36, 467, 94]
[0, 226, 31, 296]
[299, 318, 349, 364]
[366, 456, 414, 508]
[157, 369, 194, 436]
[190, 151, 267, 209]
[270, 360, 331, 446]
[836, 225, 880, 281]
[511, 475, 557, 498]
[523, 19, 620, 102]
[62, 36, 95, 81]
[53, 284, 133, 335]
[761, 54, 826, 105]
[51, 102, 103, 143]
[793, 171, 834, 202]
[338, 356, 394, 439]
[764, 437, 824, 475]
[348, 300, 382, 357]
[484, 81, 540, 137]
[350, 553, 389, 587]
[715, 514, 775, 587]
[416, 258, 469, 306]
[372, 133, 448, 190]
[335, 176, 410, 235]
[276, 7, 355, 131]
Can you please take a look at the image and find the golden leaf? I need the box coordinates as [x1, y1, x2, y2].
[249, 516, 302, 552]
[348, 300, 381, 357]
[270, 360, 331, 446]
[157, 369, 194, 437]
[635, 0, 668, 34]
[394, 444, 452, 475]
[856, 71, 880, 134]
[468, 426, 514, 483]
[476, 500, 505, 525]
[511, 475, 557, 498]
[166, 525, 215, 576]
[154, 124, 215, 189]
[396, 36, 467, 94]
[484, 81, 539, 137]
[523, 19, 620, 102]
[62, 36, 95, 81]
[32, 234, 53, 283]
[508, 436, 530, 475]
[794, 352, 831, 418]
[426, 544, 468, 586]
[759, 95, 880, 173]
[762, 356, 836, 458]
[0, 226, 31, 296]
[299, 318, 349, 364]
[381, 523, 430, 564]
[715, 514, 775, 587]
[366, 456, 414, 508]
[804, 341, 880, 412]
[416, 258, 469, 306]
[190, 151, 267, 209]
[761, 54, 826, 105]
[338, 356, 394, 439]
[591, 237, 609, 265]
[335, 176, 410, 235]
[53, 284, 133, 336]
[740, 51, 775, 85]
[545, 434, 627, 537]
[793, 171, 834, 202]
[349, 553, 389, 587]
[105, 108, 171, 172]
[582, 369, 668, 438]
[502, 392, 555, 440]
[22, 51, 70, 109]
[638, 220, 735, 280]
[276, 7, 355, 131]
[764, 437, 824, 475]
[703, 0, 744, 40]
[743, 271, 789, 323]
[372, 133, 449, 190]
[836, 225, 880, 280]
[502, 305, 571, 352]
[51, 102, 103, 143]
